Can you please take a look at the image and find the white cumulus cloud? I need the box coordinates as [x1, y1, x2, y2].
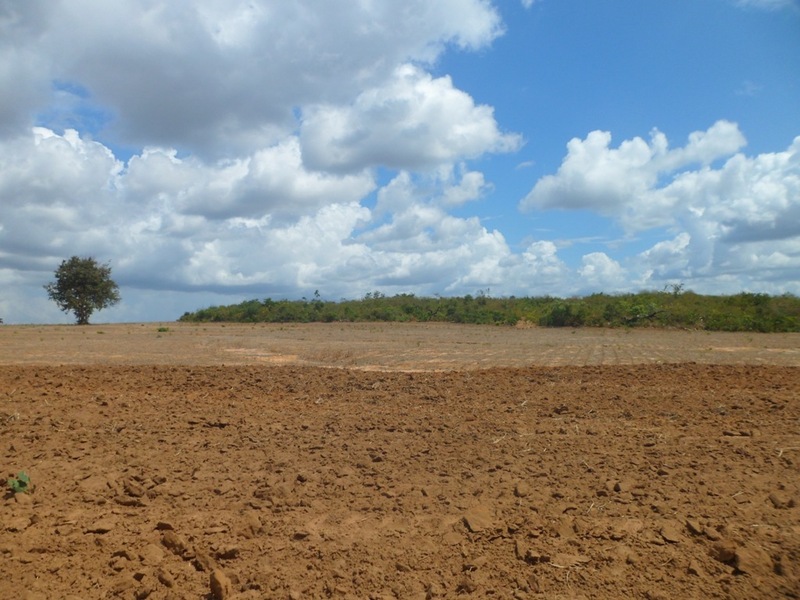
[300, 64, 521, 173]
[1, 1, 798, 323]
[520, 120, 747, 228]
[522, 122, 800, 294]
[2, 0, 504, 156]
[578, 253, 627, 292]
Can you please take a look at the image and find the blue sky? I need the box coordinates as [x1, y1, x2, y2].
[1, 0, 799, 323]
[441, 0, 800, 254]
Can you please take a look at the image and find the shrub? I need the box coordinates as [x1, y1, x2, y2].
[7, 471, 32, 495]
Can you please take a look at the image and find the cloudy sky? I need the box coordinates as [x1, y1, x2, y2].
[1, 0, 799, 323]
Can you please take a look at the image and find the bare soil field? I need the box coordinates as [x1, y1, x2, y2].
[1, 322, 799, 368]
[1, 323, 798, 599]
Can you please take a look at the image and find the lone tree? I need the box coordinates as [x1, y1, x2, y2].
[45, 256, 121, 325]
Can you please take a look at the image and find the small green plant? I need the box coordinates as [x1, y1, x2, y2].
[7, 471, 32, 494]
[157, 326, 170, 332]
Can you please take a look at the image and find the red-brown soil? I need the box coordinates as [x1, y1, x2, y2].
[1, 323, 798, 599]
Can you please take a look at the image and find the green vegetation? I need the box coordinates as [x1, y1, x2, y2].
[7, 471, 32, 495]
[178, 288, 800, 332]
[44, 256, 121, 325]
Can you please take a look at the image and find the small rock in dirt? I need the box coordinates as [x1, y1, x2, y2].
[155, 521, 175, 531]
[215, 546, 240, 560]
[659, 522, 684, 544]
[723, 430, 752, 437]
[526, 573, 543, 594]
[462, 506, 494, 533]
[82, 492, 106, 505]
[78, 474, 111, 495]
[615, 545, 638, 565]
[161, 531, 190, 556]
[139, 543, 165, 566]
[551, 553, 591, 568]
[86, 518, 115, 534]
[210, 569, 233, 600]
[156, 568, 174, 588]
[193, 550, 219, 573]
[114, 495, 148, 507]
[239, 512, 264, 538]
[442, 530, 462, 545]
[560, 503, 579, 514]
[515, 540, 549, 564]
[134, 583, 156, 599]
[613, 479, 635, 493]
[685, 518, 703, 536]
[456, 575, 477, 594]
[112, 549, 136, 561]
[527, 550, 550, 565]
[109, 555, 131, 572]
[711, 540, 738, 565]
[463, 555, 489, 571]
[773, 554, 793, 577]
[768, 491, 795, 509]
[111, 578, 136, 595]
[734, 544, 773, 576]
[514, 539, 526, 561]
[204, 526, 228, 535]
[123, 478, 146, 497]
[609, 527, 626, 541]
[703, 524, 722, 541]
[15, 552, 35, 565]
[426, 581, 445, 598]
[514, 481, 531, 498]
[687, 559, 702, 576]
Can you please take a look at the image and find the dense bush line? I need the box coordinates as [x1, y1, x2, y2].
[178, 289, 800, 332]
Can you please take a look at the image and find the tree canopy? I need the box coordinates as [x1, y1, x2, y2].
[45, 256, 121, 325]
[178, 289, 800, 332]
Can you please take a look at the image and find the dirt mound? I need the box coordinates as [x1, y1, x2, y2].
[2, 362, 798, 599]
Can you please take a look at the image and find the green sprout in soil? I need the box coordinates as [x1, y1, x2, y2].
[7, 471, 32, 495]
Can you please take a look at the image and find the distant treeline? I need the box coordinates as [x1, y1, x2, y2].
[178, 288, 800, 332]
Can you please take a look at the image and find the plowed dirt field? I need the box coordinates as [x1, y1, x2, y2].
[1, 323, 798, 599]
